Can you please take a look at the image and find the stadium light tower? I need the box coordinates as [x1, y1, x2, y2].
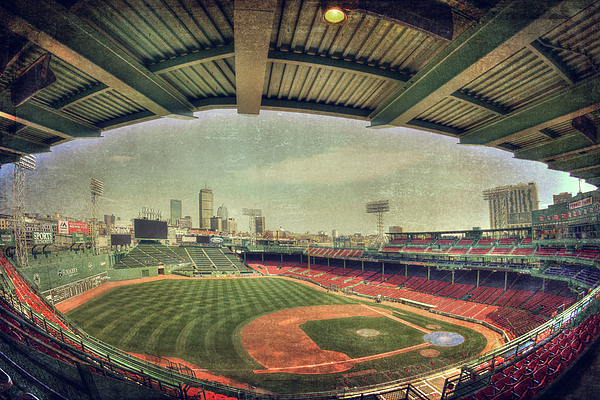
[366, 200, 390, 248]
[13, 155, 35, 267]
[90, 178, 103, 255]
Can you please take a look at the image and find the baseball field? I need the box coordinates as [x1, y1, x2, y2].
[65, 277, 488, 394]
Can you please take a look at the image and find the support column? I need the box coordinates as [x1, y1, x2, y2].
[382, 262, 385, 279]
[405, 264, 408, 277]
[428, 266, 430, 281]
[343, 259, 346, 269]
[362, 260, 364, 271]
[542, 277, 545, 293]
[327, 258, 330, 267]
[504, 271, 508, 291]
[477, 270, 480, 287]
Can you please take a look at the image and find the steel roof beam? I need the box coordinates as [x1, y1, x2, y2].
[569, 165, 600, 179]
[148, 45, 235, 74]
[261, 98, 371, 119]
[0, 154, 21, 164]
[527, 39, 578, 85]
[461, 73, 600, 146]
[368, 0, 594, 128]
[547, 151, 600, 172]
[450, 91, 509, 116]
[52, 84, 110, 110]
[0, 0, 196, 120]
[406, 119, 465, 137]
[234, 0, 277, 115]
[1, 90, 100, 139]
[97, 111, 158, 131]
[515, 135, 600, 162]
[267, 51, 411, 83]
[0, 133, 50, 154]
[585, 177, 600, 186]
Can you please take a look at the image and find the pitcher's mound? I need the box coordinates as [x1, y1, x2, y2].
[420, 349, 441, 358]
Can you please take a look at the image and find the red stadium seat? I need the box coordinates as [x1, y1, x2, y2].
[493, 376, 512, 392]
[489, 389, 512, 400]
[512, 377, 532, 399]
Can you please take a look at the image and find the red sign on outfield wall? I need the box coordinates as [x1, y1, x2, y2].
[58, 220, 89, 235]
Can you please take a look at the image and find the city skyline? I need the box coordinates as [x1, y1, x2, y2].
[0, 109, 594, 236]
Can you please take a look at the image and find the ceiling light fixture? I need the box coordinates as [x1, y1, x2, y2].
[323, 7, 347, 25]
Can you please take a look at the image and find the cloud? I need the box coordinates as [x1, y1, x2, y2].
[108, 156, 135, 165]
[236, 145, 426, 185]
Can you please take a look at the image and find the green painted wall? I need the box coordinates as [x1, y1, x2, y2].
[18, 251, 111, 293]
[108, 267, 159, 281]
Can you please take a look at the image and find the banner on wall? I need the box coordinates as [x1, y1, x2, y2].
[32, 231, 53, 245]
[0, 230, 14, 246]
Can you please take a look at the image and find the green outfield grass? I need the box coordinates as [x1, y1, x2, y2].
[66, 277, 487, 393]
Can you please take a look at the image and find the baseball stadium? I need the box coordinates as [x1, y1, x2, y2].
[2, 0, 600, 400]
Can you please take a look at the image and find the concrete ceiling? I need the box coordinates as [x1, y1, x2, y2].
[0, 0, 599, 186]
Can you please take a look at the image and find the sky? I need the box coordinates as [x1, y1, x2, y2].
[0, 109, 595, 236]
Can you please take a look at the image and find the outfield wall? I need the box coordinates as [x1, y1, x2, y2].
[17, 251, 111, 293]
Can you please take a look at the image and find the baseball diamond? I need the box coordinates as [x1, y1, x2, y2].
[64, 276, 489, 393]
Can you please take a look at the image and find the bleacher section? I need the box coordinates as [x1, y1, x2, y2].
[114, 242, 252, 275]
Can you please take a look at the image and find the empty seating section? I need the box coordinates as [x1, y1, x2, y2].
[390, 238, 407, 245]
[114, 243, 251, 274]
[491, 248, 512, 255]
[409, 238, 433, 246]
[498, 238, 518, 246]
[469, 248, 491, 255]
[0, 255, 69, 331]
[511, 248, 535, 256]
[456, 239, 474, 246]
[461, 312, 600, 400]
[535, 248, 559, 257]
[476, 238, 496, 246]
[259, 261, 582, 340]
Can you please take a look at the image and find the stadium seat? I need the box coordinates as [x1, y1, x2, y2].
[489, 389, 512, 400]
[547, 355, 564, 375]
[492, 376, 512, 392]
[532, 364, 549, 385]
[512, 377, 532, 399]
[472, 385, 496, 400]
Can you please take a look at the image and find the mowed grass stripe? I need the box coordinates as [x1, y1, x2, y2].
[66, 277, 484, 393]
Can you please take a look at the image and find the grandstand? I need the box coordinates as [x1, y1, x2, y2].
[112, 241, 253, 275]
[1, 0, 600, 398]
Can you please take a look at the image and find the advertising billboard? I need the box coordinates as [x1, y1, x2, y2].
[58, 220, 90, 235]
[72, 232, 90, 244]
[182, 235, 196, 243]
[0, 230, 14, 246]
[110, 234, 131, 246]
[133, 219, 168, 239]
[32, 231, 53, 245]
[210, 236, 224, 244]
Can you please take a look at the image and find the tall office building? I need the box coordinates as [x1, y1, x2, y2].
[553, 192, 573, 204]
[483, 182, 539, 229]
[216, 204, 228, 221]
[199, 188, 213, 230]
[210, 216, 222, 232]
[255, 216, 266, 236]
[170, 199, 182, 226]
